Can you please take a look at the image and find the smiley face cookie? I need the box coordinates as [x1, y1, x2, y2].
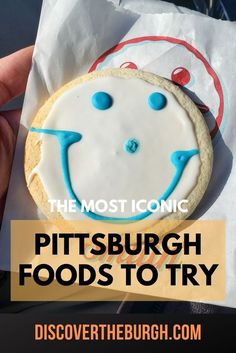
[24, 69, 213, 226]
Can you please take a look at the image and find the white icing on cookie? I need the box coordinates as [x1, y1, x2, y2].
[30, 76, 201, 220]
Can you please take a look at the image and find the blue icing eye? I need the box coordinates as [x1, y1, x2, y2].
[91, 91, 113, 110]
[124, 138, 140, 154]
[148, 92, 167, 110]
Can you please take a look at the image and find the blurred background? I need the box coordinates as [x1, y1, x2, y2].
[0, 0, 236, 314]
[0, 0, 236, 59]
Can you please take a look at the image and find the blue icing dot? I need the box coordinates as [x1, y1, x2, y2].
[148, 92, 167, 111]
[124, 138, 140, 154]
[91, 91, 113, 110]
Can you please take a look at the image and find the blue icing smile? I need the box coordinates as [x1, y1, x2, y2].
[30, 127, 199, 223]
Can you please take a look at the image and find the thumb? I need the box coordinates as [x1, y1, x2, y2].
[0, 115, 15, 198]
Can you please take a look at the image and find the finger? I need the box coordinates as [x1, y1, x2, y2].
[0, 193, 7, 223]
[0, 110, 21, 221]
[1, 109, 21, 135]
[0, 115, 15, 198]
[0, 46, 34, 107]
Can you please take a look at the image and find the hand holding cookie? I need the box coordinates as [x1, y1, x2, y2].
[0, 47, 33, 221]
